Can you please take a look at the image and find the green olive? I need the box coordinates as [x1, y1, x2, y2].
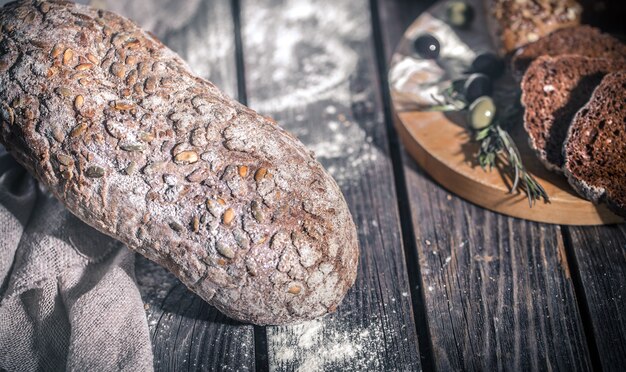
[468, 96, 496, 130]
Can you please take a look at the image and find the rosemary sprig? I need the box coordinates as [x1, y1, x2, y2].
[475, 124, 549, 206]
[432, 78, 549, 206]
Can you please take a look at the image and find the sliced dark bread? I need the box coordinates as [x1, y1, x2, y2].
[563, 71, 626, 217]
[521, 55, 625, 172]
[484, 0, 582, 55]
[512, 26, 626, 77]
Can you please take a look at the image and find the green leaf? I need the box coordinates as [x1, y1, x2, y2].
[475, 127, 491, 141]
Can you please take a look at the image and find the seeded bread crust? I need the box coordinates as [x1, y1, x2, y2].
[520, 55, 625, 172]
[512, 26, 626, 77]
[563, 71, 626, 217]
[484, 0, 582, 55]
[0, 0, 359, 325]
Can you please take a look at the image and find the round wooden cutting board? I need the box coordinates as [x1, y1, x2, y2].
[389, 0, 623, 225]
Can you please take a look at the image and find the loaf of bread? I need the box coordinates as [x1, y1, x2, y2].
[485, 0, 582, 55]
[564, 71, 626, 217]
[512, 26, 626, 77]
[521, 55, 624, 172]
[0, 0, 359, 325]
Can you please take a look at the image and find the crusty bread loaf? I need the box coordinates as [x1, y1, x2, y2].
[0, 0, 359, 325]
[563, 71, 626, 217]
[512, 26, 626, 77]
[485, 0, 582, 55]
[521, 55, 624, 172]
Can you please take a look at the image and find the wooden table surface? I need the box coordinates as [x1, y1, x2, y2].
[30, 0, 626, 370]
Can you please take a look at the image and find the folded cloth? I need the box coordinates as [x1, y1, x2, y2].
[0, 146, 154, 371]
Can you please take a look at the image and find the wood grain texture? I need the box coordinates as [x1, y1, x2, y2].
[79, 1, 255, 370]
[564, 225, 626, 371]
[401, 176, 591, 370]
[239, 0, 421, 370]
[137, 257, 255, 371]
[376, 0, 592, 370]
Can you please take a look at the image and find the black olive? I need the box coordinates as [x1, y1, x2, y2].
[464, 73, 492, 103]
[445, 1, 475, 28]
[470, 52, 505, 79]
[414, 33, 440, 60]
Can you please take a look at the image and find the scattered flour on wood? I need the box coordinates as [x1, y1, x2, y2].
[269, 316, 389, 371]
[304, 107, 379, 187]
[243, 0, 370, 112]
[88, 0, 200, 37]
[241, 0, 382, 186]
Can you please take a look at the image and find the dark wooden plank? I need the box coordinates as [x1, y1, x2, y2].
[564, 225, 626, 371]
[80, 1, 255, 370]
[398, 178, 591, 370]
[240, 0, 421, 370]
[136, 257, 255, 371]
[375, 0, 593, 370]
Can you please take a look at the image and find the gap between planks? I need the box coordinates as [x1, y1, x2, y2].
[369, 0, 438, 370]
[560, 228, 603, 372]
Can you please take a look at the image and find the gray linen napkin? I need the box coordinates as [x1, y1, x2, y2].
[0, 147, 154, 371]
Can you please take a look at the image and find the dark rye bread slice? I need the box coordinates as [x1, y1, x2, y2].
[0, 1, 359, 325]
[512, 26, 626, 77]
[564, 71, 626, 217]
[521, 55, 625, 172]
[484, 0, 582, 55]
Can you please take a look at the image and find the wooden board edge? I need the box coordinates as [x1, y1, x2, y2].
[392, 107, 624, 226]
